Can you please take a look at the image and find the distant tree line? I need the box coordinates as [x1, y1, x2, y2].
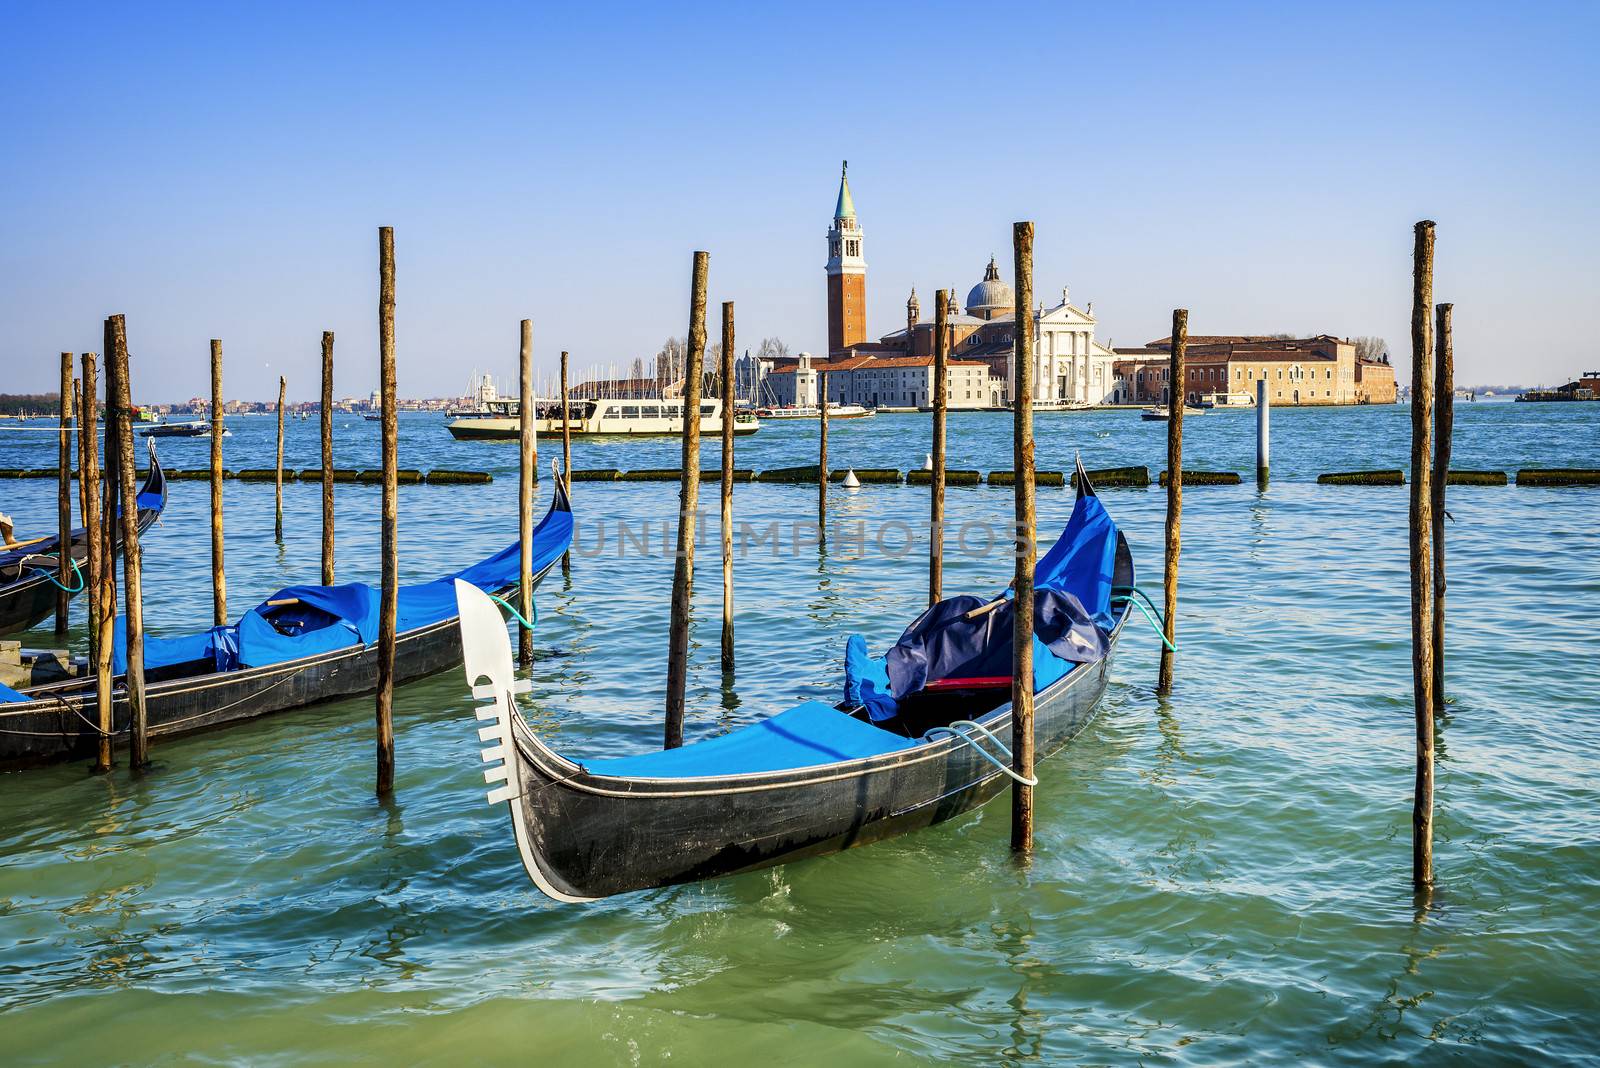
[0, 392, 64, 416]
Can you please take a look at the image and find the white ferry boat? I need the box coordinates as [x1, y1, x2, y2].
[448, 397, 758, 440]
[755, 404, 874, 421]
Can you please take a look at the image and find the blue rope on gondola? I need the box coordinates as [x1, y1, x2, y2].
[923, 719, 1039, 787]
[488, 593, 536, 631]
[1112, 585, 1175, 652]
[25, 555, 84, 595]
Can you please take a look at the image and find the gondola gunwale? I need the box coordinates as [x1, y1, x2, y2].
[0, 470, 570, 766]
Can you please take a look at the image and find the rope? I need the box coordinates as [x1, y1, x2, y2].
[923, 719, 1039, 787]
[23, 555, 85, 594]
[1112, 585, 1176, 652]
[488, 592, 537, 631]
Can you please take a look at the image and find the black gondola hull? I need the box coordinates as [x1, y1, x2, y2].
[487, 535, 1133, 902]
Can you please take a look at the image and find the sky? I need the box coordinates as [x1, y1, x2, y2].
[1, 1, 1595, 399]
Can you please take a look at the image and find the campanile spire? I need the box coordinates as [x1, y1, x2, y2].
[825, 160, 867, 354]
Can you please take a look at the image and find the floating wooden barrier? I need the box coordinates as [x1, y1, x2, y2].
[618, 468, 686, 481]
[235, 468, 278, 481]
[988, 470, 1065, 487]
[1445, 469, 1506, 485]
[426, 469, 493, 484]
[830, 468, 899, 483]
[357, 469, 421, 485]
[756, 464, 821, 483]
[908, 468, 980, 486]
[293, 468, 359, 483]
[570, 468, 620, 481]
[1318, 470, 1405, 485]
[1516, 468, 1600, 487]
[702, 468, 756, 482]
[169, 468, 233, 480]
[1073, 465, 1149, 489]
[1159, 469, 1242, 486]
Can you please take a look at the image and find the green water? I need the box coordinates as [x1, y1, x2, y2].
[1, 402, 1597, 1063]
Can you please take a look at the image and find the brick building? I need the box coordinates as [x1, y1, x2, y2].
[1112, 335, 1397, 406]
[807, 163, 1117, 407]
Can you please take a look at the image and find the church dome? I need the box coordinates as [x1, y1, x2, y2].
[965, 256, 1013, 318]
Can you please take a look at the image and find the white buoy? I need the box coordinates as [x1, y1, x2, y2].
[842, 469, 861, 488]
[922, 452, 933, 471]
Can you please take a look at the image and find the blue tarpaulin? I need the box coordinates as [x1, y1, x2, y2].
[582, 701, 914, 778]
[114, 505, 573, 675]
[844, 488, 1120, 719]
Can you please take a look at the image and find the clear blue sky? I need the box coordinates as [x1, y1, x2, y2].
[2, 1, 1594, 399]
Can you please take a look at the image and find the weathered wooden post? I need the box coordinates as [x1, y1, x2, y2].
[101, 331, 120, 668]
[818, 369, 829, 544]
[274, 375, 286, 541]
[79, 352, 110, 771]
[930, 289, 949, 605]
[320, 332, 335, 585]
[108, 316, 148, 768]
[376, 226, 398, 796]
[75, 374, 88, 530]
[209, 338, 227, 625]
[56, 353, 73, 633]
[664, 251, 708, 750]
[1157, 310, 1186, 696]
[1431, 303, 1453, 720]
[1011, 221, 1037, 854]
[560, 350, 571, 572]
[518, 319, 535, 665]
[1410, 220, 1437, 891]
[720, 301, 735, 673]
[1256, 378, 1270, 487]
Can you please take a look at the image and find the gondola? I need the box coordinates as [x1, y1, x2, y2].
[0, 441, 168, 637]
[459, 461, 1134, 902]
[0, 468, 572, 769]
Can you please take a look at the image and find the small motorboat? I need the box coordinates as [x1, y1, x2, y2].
[1140, 407, 1168, 422]
[139, 420, 210, 438]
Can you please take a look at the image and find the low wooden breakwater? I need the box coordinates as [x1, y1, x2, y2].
[8, 465, 1597, 488]
[0, 467, 494, 484]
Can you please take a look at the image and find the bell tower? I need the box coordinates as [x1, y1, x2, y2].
[825, 161, 867, 354]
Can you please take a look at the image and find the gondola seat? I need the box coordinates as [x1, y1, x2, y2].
[580, 701, 914, 779]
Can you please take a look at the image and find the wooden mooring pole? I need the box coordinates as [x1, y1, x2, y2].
[1409, 219, 1437, 891]
[209, 339, 227, 626]
[930, 289, 949, 605]
[320, 332, 335, 585]
[818, 370, 829, 543]
[108, 316, 148, 768]
[560, 350, 571, 573]
[1011, 221, 1036, 854]
[518, 319, 535, 666]
[1432, 303, 1453, 720]
[274, 375, 286, 541]
[1256, 378, 1270, 487]
[664, 250, 708, 750]
[100, 329, 120, 735]
[720, 301, 735, 673]
[1157, 310, 1186, 696]
[80, 352, 110, 772]
[56, 353, 73, 634]
[376, 226, 398, 796]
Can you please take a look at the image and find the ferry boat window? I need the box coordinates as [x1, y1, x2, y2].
[642, 404, 662, 418]
[700, 403, 714, 416]
[622, 405, 641, 418]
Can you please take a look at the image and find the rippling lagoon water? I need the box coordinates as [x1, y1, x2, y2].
[1, 400, 1597, 1063]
